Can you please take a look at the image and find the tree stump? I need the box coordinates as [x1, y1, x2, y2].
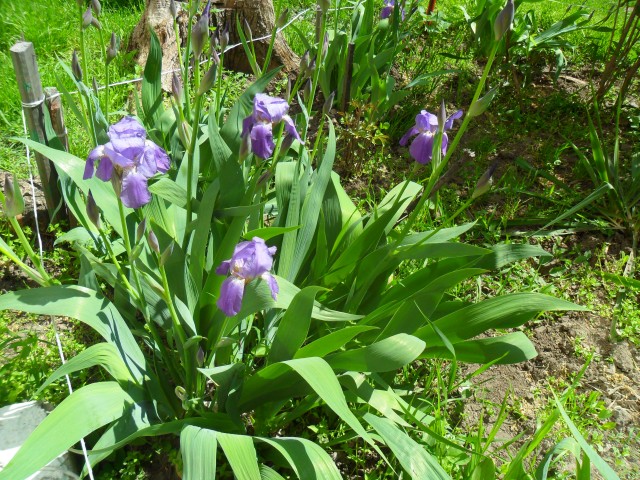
[219, 0, 299, 74]
[129, 0, 182, 92]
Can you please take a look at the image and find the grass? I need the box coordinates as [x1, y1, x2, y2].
[0, 0, 638, 478]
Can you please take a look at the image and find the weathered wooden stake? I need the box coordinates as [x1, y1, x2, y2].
[10, 41, 63, 223]
[44, 87, 69, 152]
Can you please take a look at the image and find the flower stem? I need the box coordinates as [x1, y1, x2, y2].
[8, 217, 50, 283]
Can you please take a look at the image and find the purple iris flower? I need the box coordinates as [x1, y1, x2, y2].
[241, 93, 301, 159]
[381, 0, 405, 20]
[399, 108, 463, 165]
[216, 237, 279, 317]
[84, 116, 170, 209]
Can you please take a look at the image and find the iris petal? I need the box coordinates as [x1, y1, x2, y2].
[254, 93, 289, 123]
[217, 277, 245, 317]
[400, 126, 419, 146]
[250, 123, 275, 159]
[410, 132, 435, 165]
[120, 171, 151, 208]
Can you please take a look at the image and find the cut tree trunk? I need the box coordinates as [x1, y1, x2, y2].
[219, 0, 299, 74]
[129, 0, 182, 92]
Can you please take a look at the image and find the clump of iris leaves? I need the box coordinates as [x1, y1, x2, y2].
[0, 0, 626, 479]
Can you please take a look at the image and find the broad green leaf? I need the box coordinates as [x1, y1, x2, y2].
[268, 287, 324, 364]
[364, 413, 450, 480]
[181, 426, 218, 480]
[260, 465, 286, 480]
[535, 438, 580, 480]
[327, 334, 425, 372]
[295, 326, 377, 358]
[189, 180, 220, 287]
[470, 457, 496, 480]
[36, 343, 132, 395]
[0, 286, 145, 381]
[422, 332, 538, 364]
[0, 382, 133, 480]
[415, 293, 586, 347]
[217, 432, 261, 480]
[257, 437, 342, 480]
[148, 178, 188, 208]
[287, 122, 337, 282]
[243, 225, 301, 241]
[553, 393, 620, 480]
[141, 29, 164, 124]
[239, 358, 384, 461]
[238, 275, 361, 322]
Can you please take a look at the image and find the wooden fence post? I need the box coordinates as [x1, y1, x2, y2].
[10, 41, 64, 223]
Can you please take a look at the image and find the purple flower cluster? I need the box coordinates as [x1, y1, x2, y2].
[400, 108, 463, 164]
[84, 117, 170, 209]
[216, 237, 279, 317]
[242, 93, 301, 159]
[381, 0, 405, 20]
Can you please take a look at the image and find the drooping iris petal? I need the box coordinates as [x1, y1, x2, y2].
[242, 115, 256, 138]
[120, 171, 151, 209]
[381, 5, 393, 19]
[441, 132, 450, 155]
[282, 115, 302, 142]
[410, 133, 435, 165]
[95, 155, 115, 181]
[399, 126, 419, 146]
[444, 110, 464, 130]
[254, 93, 289, 123]
[217, 276, 246, 317]
[216, 237, 278, 317]
[262, 273, 279, 300]
[250, 122, 275, 159]
[84, 145, 105, 180]
[144, 141, 170, 173]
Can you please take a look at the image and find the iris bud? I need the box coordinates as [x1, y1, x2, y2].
[106, 32, 118, 65]
[82, 7, 93, 29]
[91, 0, 101, 17]
[303, 79, 312, 103]
[170, 0, 178, 20]
[318, 0, 330, 13]
[494, 0, 514, 41]
[136, 218, 147, 243]
[172, 72, 183, 101]
[72, 50, 83, 82]
[160, 242, 174, 266]
[468, 86, 498, 117]
[471, 163, 498, 199]
[148, 230, 160, 254]
[243, 18, 253, 43]
[92, 77, 99, 96]
[196, 347, 205, 367]
[192, 3, 210, 59]
[322, 32, 329, 59]
[438, 99, 447, 132]
[198, 63, 217, 96]
[3, 174, 25, 218]
[219, 24, 229, 52]
[86, 191, 101, 229]
[285, 78, 291, 101]
[300, 50, 310, 75]
[323, 91, 335, 115]
[276, 8, 289, 29]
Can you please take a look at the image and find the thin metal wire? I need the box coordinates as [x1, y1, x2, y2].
[19, 108, 95, 480]
[46, 7, 312, 101]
